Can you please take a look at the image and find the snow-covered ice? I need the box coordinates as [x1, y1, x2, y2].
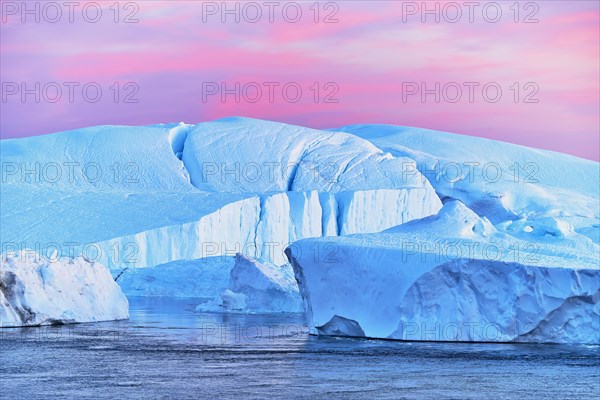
[0, 251, 128, 327]
[182, 117, 436, 194]
[1, 124, 195, 191]
[332, 124, 600, 242]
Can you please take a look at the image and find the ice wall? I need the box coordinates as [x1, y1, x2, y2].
[93, 188, 441, 268]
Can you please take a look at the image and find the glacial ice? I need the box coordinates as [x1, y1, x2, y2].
[286, 201, 600, 343]
[1, 117, 598, 343]
[0, 251, 128, 327]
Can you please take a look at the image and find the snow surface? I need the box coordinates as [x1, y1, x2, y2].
[0, 251, 128, 327]
[332, 124, 600, 242]
[182, 117, 435, 193]
[1, 124, 195, 191]
[286, 201, 599, 343]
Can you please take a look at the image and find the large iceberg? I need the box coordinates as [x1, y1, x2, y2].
[1, 251, 128, 327]
[1, 118, 441, 270]
[0, 118, 440, 320]
[286, 201, 599, 344]
[1, 116, 598, 342]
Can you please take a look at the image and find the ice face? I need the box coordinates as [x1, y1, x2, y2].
[390, 258, 599, 343]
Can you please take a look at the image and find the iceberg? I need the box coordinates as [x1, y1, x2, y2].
[1, 118, 441, 317]
[115, 257, 234, 299]
[118, 252, 303, 314]
[1, 116, 598, 336]
[0, 251, 128, 327]
[196, 254, 303, 314]
[286, 201, 599, 344]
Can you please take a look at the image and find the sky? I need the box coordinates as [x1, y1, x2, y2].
[1, 0, 599, 160]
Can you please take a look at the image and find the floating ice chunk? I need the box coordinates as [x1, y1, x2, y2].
[0, 251, 128, 327]
[317, 315, 366, 337]
[197, 254, 303, 314]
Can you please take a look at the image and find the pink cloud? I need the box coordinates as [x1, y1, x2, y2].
[0, 1, 598, 161]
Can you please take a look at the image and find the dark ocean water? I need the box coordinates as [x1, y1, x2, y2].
[1, 297, 598, 399]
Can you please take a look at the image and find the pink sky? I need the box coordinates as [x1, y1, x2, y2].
[1, 1, 599, 160]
